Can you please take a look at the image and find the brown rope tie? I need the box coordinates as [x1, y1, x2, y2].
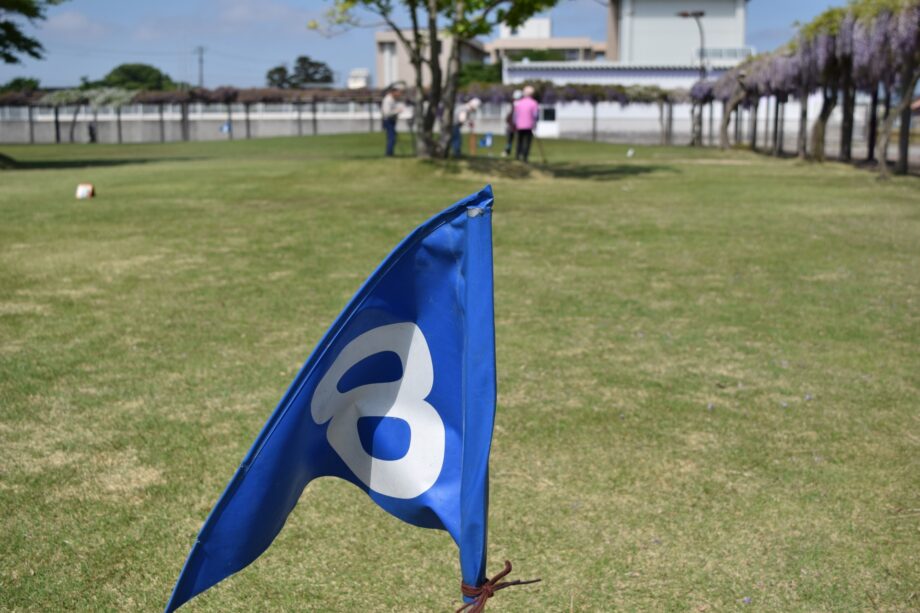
[456, 560, 541, 613]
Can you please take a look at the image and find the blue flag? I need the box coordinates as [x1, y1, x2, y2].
[165, 186, 497, 611]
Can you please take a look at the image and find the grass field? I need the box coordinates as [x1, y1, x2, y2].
[1, 134, 918, 612]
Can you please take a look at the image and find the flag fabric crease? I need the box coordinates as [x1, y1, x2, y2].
[165, 186, 498, 611]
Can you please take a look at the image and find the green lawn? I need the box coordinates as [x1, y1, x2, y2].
[1, 134, 918, 612]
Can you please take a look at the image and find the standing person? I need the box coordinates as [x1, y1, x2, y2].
[514, 85, 539, 162]
[451, 98, 481, 158]
[503, 90, 522, 157]
[381, 84, 406, 157]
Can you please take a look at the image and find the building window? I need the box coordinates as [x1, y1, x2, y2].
[380, 42, 397, 87]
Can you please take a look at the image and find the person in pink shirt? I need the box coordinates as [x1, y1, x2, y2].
[513, 85, 540, 162]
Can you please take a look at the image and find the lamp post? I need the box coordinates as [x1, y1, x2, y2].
[677, 10, 706, 82]
[678, 10, 706, 146]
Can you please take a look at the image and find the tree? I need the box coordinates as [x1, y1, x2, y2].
[266, 65, 290, 88]
[1, 76, 40, 92]
[265, 56, 334, 88]
[874, 1, 919, 178]
[801, 7, 846, 162]
[318, 0, 559, 158]
[98, 63, 176, 90]
[291, 55, 334, 85]
[1, 0, 66, 64]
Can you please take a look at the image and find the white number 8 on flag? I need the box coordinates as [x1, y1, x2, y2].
[311, 322, 446, 499]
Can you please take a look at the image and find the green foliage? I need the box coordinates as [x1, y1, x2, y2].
[93, 63, 176, 91]
[0, 76, 39, 92]
[0, 0, 67, 63]
[457, 61, 501, 87]
[265, 56, 334, 88]
[505, 49, 566, 61]
[290, 55, 334, 85]
[848, 0, 914, 21]
[266, 65, 290, 88]
[800, 6, 847, 38]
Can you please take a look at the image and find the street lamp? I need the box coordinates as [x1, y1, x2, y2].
[677, 10, 706, 82]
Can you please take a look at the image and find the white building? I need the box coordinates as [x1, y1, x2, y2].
[485, 17, 606, 63]
[611, 0, 750, 66]
[503, 0, 754, 90]
[347, 68, 371, 90]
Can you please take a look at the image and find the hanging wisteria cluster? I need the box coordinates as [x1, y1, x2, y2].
[690, 0, 920, 175]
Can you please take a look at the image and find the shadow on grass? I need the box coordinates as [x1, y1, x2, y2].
[434, 156, 677, 181]
[0, 153, 200, 170]
[538, 161, 678, 181]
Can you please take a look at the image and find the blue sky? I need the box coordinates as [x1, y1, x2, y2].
[2, 0, 841, 88]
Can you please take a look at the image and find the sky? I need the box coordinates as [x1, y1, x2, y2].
[2, 0, 843, 89]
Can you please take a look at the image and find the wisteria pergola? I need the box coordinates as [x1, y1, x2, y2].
[0, 81, 691, 147]
[690, 0, 919, 178]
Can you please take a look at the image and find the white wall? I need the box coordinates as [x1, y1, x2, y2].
[622, 0, 746, 65]
[505, 64, 730, 90]
[499, 17, 552, 39]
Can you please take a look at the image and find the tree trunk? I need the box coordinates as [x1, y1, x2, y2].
[720, 92, 744, 150]
[772, 97, 781, 155]
[690, 102, 703, 146]
[778, 101, 786, 154]
[866, 87, 878, 162]
[226, 103, 233, 140]
[765, 96, 773, 151]
[418, 0, 443, 158]
[437, 32, 463, 157]
[666, 102, 674, 145]
[896, 102, 912, 175]
[311, 97, 318, 135]
[810, 86, 838, 162]
[116, 106, 122, 144]
[720, 101, 730, 149]
[54, 106, 61, 143]
[797, 89, 808, 159]
[877, 69, 919, 179]
[159, 103, 166, 143]
[734, 107, 742, 144]
[244, 103, 251, 139]
[657, 101, 666, 145]
[839, 64, 855, 162]
[749, 100, 758, 150]
[68, 105, 80, 143]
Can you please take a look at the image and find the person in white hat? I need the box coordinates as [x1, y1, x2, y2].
[451, 97, 481, 158]
[381, 82, 407, 157]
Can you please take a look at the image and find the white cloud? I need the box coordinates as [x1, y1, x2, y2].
[42, 11, 109, 38]
[216, 0, 313, 31]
